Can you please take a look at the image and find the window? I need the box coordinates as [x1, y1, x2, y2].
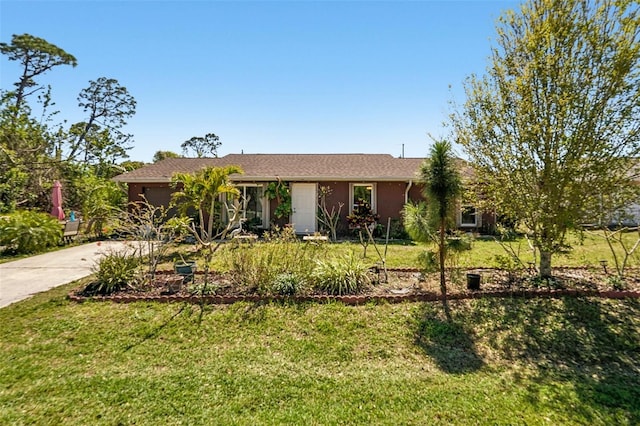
[227, 185, 265, 227]
[351, 184, 375, 212]
[460, 206, 477, 227]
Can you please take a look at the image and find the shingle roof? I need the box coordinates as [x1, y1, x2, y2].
[113, 154, 426, 183]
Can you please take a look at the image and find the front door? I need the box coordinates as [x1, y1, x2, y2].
[291, 183, 317, 234]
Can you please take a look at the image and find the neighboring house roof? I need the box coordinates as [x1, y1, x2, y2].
[113, 153, 427, 183]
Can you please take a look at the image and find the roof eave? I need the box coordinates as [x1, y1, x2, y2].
[112, 177, 173, 183]
[114, 175, 419, 184]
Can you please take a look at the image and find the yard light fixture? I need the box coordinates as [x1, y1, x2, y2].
[599, 260, 608, 274]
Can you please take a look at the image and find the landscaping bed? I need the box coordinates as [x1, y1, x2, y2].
[69, 267, 640, 304]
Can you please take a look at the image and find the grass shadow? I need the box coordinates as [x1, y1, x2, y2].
[412, 300, 485, 374]
[538, 297, 640, 424]
[232, 299, 322, 325]
[466, 296, 640, 424]
[123, 303, 189, 352]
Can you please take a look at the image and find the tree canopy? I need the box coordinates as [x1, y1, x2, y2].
[170, 165, 243, 242]
[0, 33, 135, 222]
[67, 77, 136, 164]
[152, 150, 181, 163]
[181, 133, 221, 158]
[0, 33, 77, 116]
[452, 0, 640, 277]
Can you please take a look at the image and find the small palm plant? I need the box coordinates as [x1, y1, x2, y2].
[170, 165, 244, 297]
[404, 140, 462, 300]
[171, 165, 243, 243]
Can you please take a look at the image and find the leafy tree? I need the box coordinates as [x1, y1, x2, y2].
[0, 37, 66, 212]
[152, 150, 181, 162]
[452, 0, 640, 278]
[264, 180, 292, 220]
[409, 141, 462, 299]
[170, 165, 243, 243]
[67, 77, 136, 163]
[119, 160, 146, 172]
[181, 133, 221, 157]
[0, 166, 28, 213]
[1, 34, 135, 221]
[57, 161, 89, 214]
[77, 172, 127, 237]
[0, 94, 57, 211]
[0, 33, 77, 118]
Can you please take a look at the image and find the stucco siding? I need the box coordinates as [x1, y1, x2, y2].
[128, 183, 173, 206]
[376, 182, 409, 225]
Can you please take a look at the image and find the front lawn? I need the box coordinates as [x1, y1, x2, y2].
[204, 230, 639, 270]
[1, 283, 638, 425]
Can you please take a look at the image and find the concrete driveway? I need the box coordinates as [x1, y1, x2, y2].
[0, 241, 138, 309]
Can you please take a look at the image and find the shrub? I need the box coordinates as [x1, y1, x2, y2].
[262, 225, 298, 243]
[388, 218, 409, 239]
[224, 236, 324, 294]
[346, 199, 379, 229]
[607, 275, 627, 291]
[165, 216, 193, 240]
[272, 272, 305, 296]
[0, 210, 62, 255]
[78, 174, 126, 238]
[84, 249, 140, 295]
[311, 253, 371, 295]
[493, 254, 524, 286]
[417, 249, 438, 273]
[187, 281, 218, 296]
[447, 234, 473, 252]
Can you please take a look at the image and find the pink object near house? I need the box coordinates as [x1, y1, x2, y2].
[51, 180, 65, 221]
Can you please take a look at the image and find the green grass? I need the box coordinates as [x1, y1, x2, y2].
[200, 230, 639, 271]
[5, 230, 637, 271]
[364, 230, 640, 269]
[1, 282, 638, 425]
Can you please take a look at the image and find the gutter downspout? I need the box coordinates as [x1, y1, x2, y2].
[405, 180, 413, 204]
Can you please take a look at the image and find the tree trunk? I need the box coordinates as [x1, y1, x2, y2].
[539, 251, 552, 278]
[207, 198, 215, 243]
[439, 222, 447, 299]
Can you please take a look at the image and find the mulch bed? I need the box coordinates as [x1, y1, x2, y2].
[68, 267, 640, 305]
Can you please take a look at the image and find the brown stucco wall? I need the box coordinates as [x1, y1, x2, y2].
[317, 181, 350, 217]
[127, 183, 174, 206]
[407, 183, 424, 203]
[315, 181, 350, 234]
[481, 211, 497, 233]
[376, 182, 410, 225]
[123, 179, 494, 234]
[315, 181, 418, 236]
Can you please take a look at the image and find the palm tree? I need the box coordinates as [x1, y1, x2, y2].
[170, 165, 243, 243]
[415, 141, 462, 299]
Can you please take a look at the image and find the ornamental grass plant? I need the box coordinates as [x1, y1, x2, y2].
[84, 248, 141, 295]
[311, 251, 371, 295]
[223, 226, 327, 295]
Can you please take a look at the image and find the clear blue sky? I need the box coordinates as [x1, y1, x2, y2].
[1, 0, 517, 162]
